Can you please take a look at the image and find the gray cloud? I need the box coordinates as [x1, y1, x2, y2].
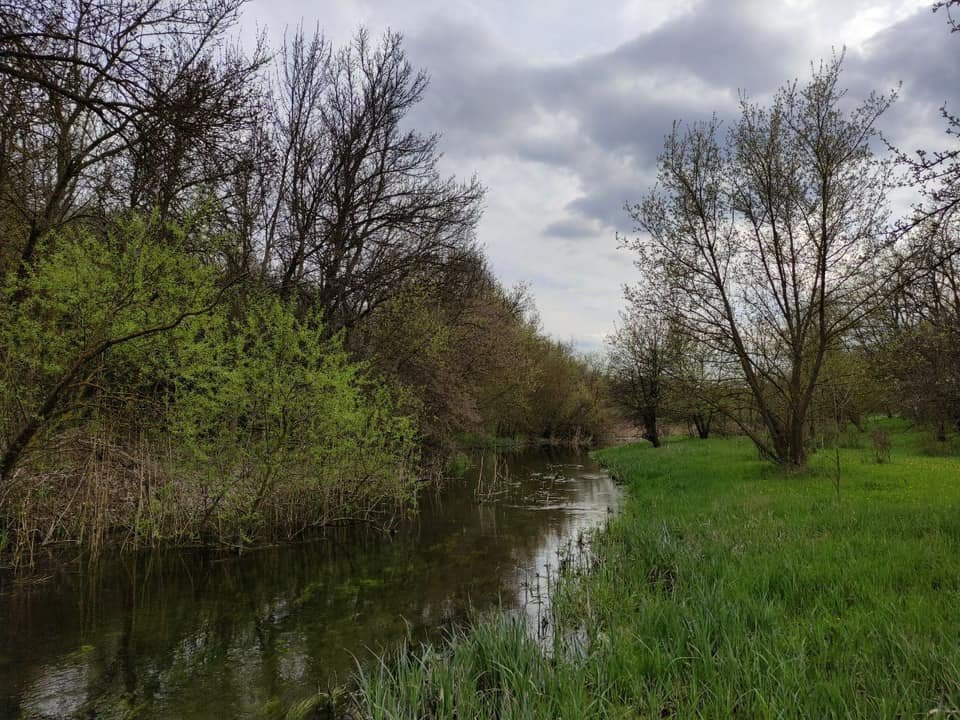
[248, 0, 956, 348]
[849, 8, 960, 148]
[543, 217, 600, 240]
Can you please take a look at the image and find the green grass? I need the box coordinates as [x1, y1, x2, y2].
[356, 615, 609, 719]
[353, 419, 960, 719]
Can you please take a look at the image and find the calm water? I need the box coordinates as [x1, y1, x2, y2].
[0, 448, 621, 719]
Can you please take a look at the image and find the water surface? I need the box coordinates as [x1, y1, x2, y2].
[0, 448, 621, 719]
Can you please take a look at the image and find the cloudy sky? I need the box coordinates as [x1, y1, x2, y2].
[246, 0, 958, 351]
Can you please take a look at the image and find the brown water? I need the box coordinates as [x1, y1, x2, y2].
[0, 447, 621, 719]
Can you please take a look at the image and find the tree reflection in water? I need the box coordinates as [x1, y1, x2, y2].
[0, 448, 621, 719]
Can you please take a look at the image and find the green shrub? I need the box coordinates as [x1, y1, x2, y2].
[0, 214, 421, 556]
[871, 428, 892, 463]
[445, 451, 473, 479]
[168, 294, 420, 539]
[0, 214, 220, 452]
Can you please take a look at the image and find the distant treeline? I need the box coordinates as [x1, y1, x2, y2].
[0, 0, 612, 563]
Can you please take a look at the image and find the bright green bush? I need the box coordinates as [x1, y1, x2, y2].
[168, 294, 420, 538]
[0, 214, 420, 555]
[0, 214, 219, 450]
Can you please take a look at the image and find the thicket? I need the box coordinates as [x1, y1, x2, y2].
[0, 0, 611, 564]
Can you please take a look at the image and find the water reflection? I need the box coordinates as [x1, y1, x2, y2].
[0, 448, 621, 719]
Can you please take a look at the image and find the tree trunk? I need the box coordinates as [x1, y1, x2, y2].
[692, 413, 711, 439]
[642, 411, 660, 448]
[788, 416, 807, 467]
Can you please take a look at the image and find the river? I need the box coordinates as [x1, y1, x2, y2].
[0, 447, 621, 719]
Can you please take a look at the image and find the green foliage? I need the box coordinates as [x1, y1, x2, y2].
[522, 338, 611, 443]
[168, 294, 419, 537]
[0, 215, 421, 556]
[871, 428, 892, 463]
[0, 215, 219, 445]
[0, 205, 605, 560]
[360, 277, 613, 449]
[875, 319, 960, 442]
[444, 451, 473, 479]
[355, 614, 605, 720]
[917, 433, 960, 457]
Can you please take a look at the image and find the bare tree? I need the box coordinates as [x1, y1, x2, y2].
[668, 334, 726, 439]
[934, 0, 959, 32]
[625, 56, 895, 466]
[869, 2, 960, 440]
[874, 220, 960, 439]
[608, 310, 675, 447]
[0, 0, 266, 276]
[890, 17, 959, 236]
[257, 27, 484, 333]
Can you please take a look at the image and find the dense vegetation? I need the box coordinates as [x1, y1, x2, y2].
[1, 0, 959, 714]
[0, 0, 611, 564]
[355, 419, 960, 719]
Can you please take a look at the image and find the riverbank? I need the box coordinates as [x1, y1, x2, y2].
[354, 419, 960, 718]
[0, 448, 620, 718]
[0, 432, 609, 571]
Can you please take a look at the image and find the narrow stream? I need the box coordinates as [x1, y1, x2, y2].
[0, 447, 621, 719]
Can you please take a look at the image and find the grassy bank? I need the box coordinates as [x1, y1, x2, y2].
[353, 419, 960, 719]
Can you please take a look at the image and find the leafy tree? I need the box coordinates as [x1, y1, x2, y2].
[0, 213, 224, 485]
[359, 267, 612, 448]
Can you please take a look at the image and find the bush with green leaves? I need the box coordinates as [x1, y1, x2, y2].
[0, 214, 221, 481]
[168, 294, 420, 540]
[0, 214, 420, 557]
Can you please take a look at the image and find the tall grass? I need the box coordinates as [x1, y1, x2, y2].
[356, 614, 609, 720]
[352, 419, 960, 719]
